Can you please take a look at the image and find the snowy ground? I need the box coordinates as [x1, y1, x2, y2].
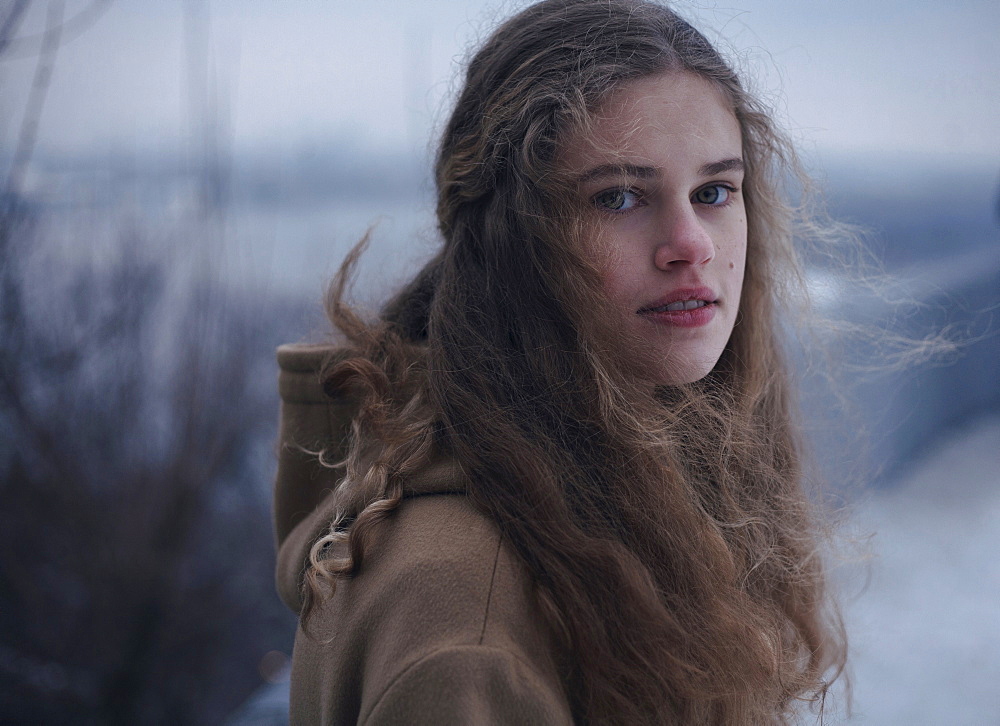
[227, 415, 1000, 725]
[832, 414, 1000, 725]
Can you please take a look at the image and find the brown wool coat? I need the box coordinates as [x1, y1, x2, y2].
[274, 344, 574, 725]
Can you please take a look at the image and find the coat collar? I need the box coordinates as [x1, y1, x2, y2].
[273, 343, 469, 612]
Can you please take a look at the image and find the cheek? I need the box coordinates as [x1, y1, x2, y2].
[585, 228, 629, 300]
[598, 261, 627, 308]
[729, 233, 748, 302]
[598, 239, 648, 308]
[722, 219, 747, 280]
[731, 238, 747, 273]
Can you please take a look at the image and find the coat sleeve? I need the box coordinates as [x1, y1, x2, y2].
[360, 645, 574, 726]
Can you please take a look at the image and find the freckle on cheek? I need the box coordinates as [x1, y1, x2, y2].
[729, 261, 734, 269]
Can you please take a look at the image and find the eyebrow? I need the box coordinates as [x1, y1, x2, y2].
[576, 157, 745, 184]
[698, 157, 745, 176]
[575, 163, 659, 184]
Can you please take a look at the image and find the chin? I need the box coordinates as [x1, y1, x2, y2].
[658, 370, 711, 386]
[655, 352, 722, 386]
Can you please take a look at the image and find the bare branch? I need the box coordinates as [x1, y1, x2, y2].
[3, 0, 64, 206]
[0, 0, 111, 60]
[0, 0, 30, 56]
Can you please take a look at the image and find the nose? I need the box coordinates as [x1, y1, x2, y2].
[652, 204, 715, 269]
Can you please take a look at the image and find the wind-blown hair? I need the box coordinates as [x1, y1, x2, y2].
[303, 0, 846, 722]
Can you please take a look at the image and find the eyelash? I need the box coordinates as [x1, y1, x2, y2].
[591, 183, 739, 215]
[592, 187, 643, 213]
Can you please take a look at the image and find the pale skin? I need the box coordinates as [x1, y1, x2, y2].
[559, 71, 748, 385]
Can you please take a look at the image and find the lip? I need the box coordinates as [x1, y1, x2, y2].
[638, 286, 718, 312]
[637, 286, 718, 328]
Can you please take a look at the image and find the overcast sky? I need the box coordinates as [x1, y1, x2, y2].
[2, 0, 998, 169]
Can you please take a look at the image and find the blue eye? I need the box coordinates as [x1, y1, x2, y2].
[693, 185, 732, 206]
[593, 188, 641, 213]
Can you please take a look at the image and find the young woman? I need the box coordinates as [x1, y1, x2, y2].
[274, 0, 847, 723]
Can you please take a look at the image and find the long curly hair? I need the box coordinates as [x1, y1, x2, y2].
[303, 0, 847, 722]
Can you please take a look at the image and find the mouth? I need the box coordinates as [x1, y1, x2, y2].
[641, 299, 713, 313]
[638, 287, 719, 314]
[637, 287, 719, 328]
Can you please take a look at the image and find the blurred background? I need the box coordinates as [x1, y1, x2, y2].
[0, 0, 996, 723]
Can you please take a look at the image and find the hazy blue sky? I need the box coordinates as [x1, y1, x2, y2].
[3, 0, 998, 168]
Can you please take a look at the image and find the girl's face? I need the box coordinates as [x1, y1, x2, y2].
[560, 71, 747, 385]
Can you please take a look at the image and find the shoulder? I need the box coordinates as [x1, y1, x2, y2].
[274, 344, 572, 722]
[359, 643, 571, 726]
[344, 493, 509, 639]
[289, 493, 572, 725]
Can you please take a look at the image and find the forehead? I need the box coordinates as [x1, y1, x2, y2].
[559, 71, 742, 172]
